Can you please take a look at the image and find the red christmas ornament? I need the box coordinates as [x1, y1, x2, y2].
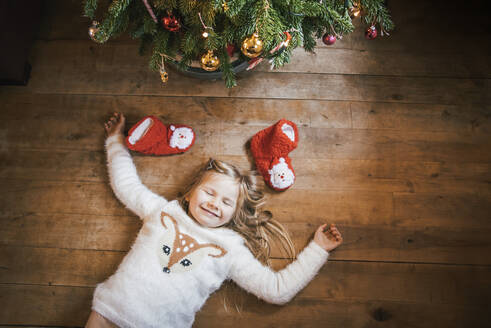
[226, 44, 236, 57]
[161, 15, 180, 32]
[322, 33, 336, 45]
[365, 25, 378, 40]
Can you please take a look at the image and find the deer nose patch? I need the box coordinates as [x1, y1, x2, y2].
[163, 267, 170, 273]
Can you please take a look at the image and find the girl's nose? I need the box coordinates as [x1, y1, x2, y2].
[207, 201, 218, 210]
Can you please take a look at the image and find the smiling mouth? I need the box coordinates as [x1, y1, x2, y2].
[201, 206, 220, 218]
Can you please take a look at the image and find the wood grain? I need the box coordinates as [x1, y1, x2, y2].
[9, 42, 488, 104]
[0, 259, 489, 327]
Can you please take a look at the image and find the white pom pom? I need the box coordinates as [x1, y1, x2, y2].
[170, 125, 175, 131]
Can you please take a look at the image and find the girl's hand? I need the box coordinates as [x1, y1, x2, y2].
[104, 112, 125, 137]
[313, 223, 343, 252]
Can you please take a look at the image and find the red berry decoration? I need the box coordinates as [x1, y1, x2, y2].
[365, 25, 378, 40]
[322, 33, 336, 45]
[162, 15, 180, 32]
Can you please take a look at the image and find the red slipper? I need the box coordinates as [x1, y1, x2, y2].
[250, 119, 298, 191]
[125, 116, 195, 155]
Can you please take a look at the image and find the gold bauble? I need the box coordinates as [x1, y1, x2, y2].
[241, 33, 263, 58]
[160, 68, 169, 83]
[200, 50, 220, 71]
[88, 21, 100, 41]
[349, 5, 361, 18]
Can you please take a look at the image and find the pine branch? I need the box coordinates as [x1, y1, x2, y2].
[150, 29, 171, 71]
[218, 49, 237, 88]
[84, 0, 394, 87]
[83, 0, 98, 19]
[360, 0, 395, 32]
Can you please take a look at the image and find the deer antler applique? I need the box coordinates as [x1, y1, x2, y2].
[159, 212, 227, 274]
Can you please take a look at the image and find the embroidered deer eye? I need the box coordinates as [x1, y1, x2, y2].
[163, 245, 171, 255]
[180, 259, 192, 267]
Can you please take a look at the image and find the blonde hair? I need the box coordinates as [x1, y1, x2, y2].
[179, 158, 296, 265]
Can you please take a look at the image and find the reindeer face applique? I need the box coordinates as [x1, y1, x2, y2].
[158, 212, 227, 274]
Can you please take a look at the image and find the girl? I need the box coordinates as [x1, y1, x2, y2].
[86, 112, 343, 328]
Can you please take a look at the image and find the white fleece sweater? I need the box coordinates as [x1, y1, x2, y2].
[92, 133, 330, 328]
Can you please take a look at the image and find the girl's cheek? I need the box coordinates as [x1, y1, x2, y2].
[199, 190, 210, 201]
[226, 206, 236, 219]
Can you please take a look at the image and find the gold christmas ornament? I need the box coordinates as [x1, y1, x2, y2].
[241, 33, 263, 58]
[349, 3, 361, 18]
[159, 53, 169, 83]
[160, 67, 169, 83]
[222, 2, 229, 11]
[200, 50, 220, 71]
[88, 21, 100, 42]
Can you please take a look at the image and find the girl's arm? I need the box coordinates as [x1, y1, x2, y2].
[228, 224, 342, 305]
[105, 113, 168, 219]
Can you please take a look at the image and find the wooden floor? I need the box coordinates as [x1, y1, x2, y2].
[1, 0, 490, 327]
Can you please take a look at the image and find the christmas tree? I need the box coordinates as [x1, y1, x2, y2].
[84, 0, 394, 88]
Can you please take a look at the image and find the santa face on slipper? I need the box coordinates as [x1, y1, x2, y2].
[251, 119, 299, 191]
[268, 157, 296, 190]
[125, 116, 195, 155]
[168, 125, 195, 150]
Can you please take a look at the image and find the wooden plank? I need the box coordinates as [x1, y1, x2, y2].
[6, 41, 488, 104]
[0, 212, 141, 252]
[4, 93, 490, 134]
[394, 192, 491, 229]
[255, 47, 491, 78]
[0, 261, 489, 326]
[351, 102, 491, 134]
[0, 284, 93, 327]
[393, 161, 491, 194]
[0, 246, 124, 287]
[0, 179, 177, 217]
[0, 93, 347, 127]
[3, 149, 489, 194]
